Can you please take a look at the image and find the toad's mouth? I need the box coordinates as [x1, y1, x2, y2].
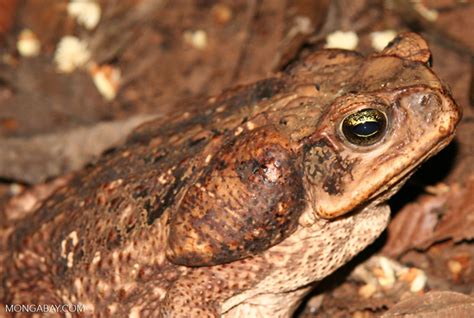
[366, 134, 454, 206]
[343, 169, 412, 227]
[323, 133, 456, 221]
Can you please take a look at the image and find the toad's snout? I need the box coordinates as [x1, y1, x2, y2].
[399, 88, 461, 137]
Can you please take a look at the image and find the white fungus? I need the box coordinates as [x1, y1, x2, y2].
[325, 30, 359, 50]
[67, 0, 101, 30]
[54, 36, 91, 73]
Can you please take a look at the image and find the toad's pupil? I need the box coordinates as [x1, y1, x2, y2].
[341, 108, 387, 146]
[352, 121, 381, 137]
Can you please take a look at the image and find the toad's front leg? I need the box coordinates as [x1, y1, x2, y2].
[160, 259, 273, 318]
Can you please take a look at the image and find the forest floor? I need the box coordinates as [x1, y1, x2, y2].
[0, 1, 473, 316]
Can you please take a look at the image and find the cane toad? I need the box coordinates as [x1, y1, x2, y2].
[1, 33, 461, 317]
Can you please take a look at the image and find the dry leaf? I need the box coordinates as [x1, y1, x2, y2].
[382, 291, 474, 318]
[383, 176, 474, 257]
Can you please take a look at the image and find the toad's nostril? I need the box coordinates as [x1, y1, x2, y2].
[402, 91, 442, 124]
[420, 93, 441, 109]
[418, 93, 442, 124]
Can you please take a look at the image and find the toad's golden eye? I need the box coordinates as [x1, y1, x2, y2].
[341, 108, 387, 146]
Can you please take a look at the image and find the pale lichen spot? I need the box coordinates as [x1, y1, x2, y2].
[129, 306, 142, 318]
[153, 286, 166, 298]
[62, 231, 79, 259]
[119, 205, 133, 224]
[97, 280, 112, 296]
[74, 278, 83, 295]
[263, 162, 281, 182]
[158, 173, 168, 184]
[224, 206, 240, 219]
[105, 178, 123, 190]
[263, 249, 293, 268]
[122, 151, 131, 158]
[277, 202, 285, 212]
[82, 303, 95, 314]
[183, 29, 208, 50]
[246, 121, 255, 130]
[298, 206, 318, 228]
[252, 228, 263, 237]
[131, 263, 140, 276]
[59, 288, 70, 300]
[61, 240, 67, 258]
[156, 252, 166, 265]
[68, 231, 79, 247]
[235, 126, 244, 136]
[92, 251, 101, 265]
[67, 251, 74, 268]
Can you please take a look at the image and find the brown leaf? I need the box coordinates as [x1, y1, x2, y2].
[0, 115, 156, 183]
[383, 176, 474, 257]
[0, 0, 17, 38]
[393, 0, 474, 55]
[381, 291, 474, 318]
[382, 190, 447, 257]
[272, 0, 331, 69]
[431, 176, 474, 243]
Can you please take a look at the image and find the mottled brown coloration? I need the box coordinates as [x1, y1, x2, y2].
[168, 127, 305, 266]
[303, 139, 358, 195]
[0, 33, 461, 317]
